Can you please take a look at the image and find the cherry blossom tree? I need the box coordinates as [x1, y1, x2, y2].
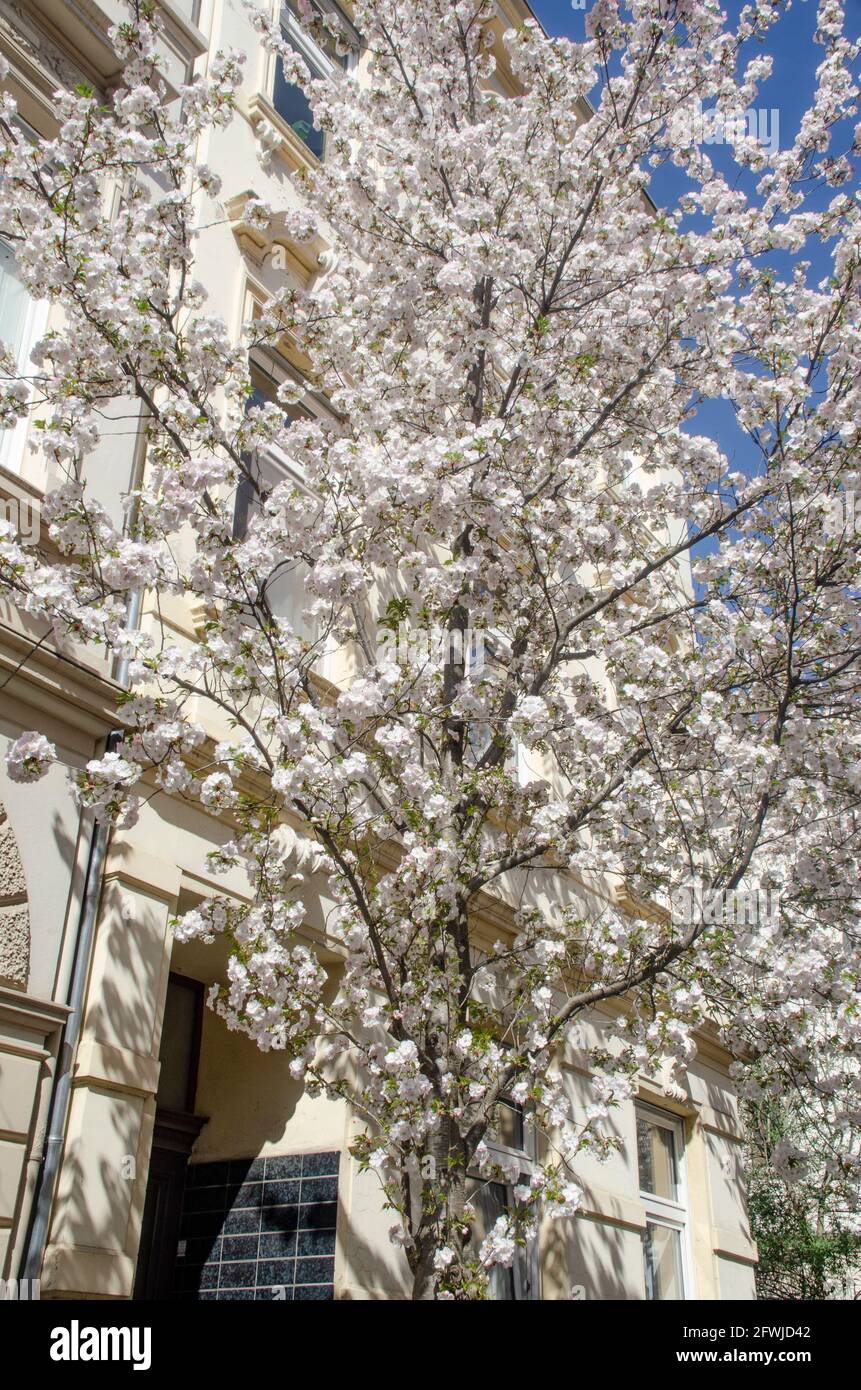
[744, 1086, 861, 1299]
[1, 0, 860, 1298]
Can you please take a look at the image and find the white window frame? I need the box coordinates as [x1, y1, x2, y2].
[269, 1, 359, 162]
[467, 1099, 541, 1301]
[281, 3, 345, 82]
[244, 346, 318, 486]
[232, 345, 334, 672]
[636, 1103, 695, 1300]
[0, 239, 49, 477]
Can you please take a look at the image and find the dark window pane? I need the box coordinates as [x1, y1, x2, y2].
[465, 1179, 529, 1301]
[643, 1222, 684, 1299]
[637, 1116, 678, 1200]
[156, 976, 202, 1113]
[273, 54, 325, 161]
[233, 379, 299, 541]
[488, 1098, 524, 1152]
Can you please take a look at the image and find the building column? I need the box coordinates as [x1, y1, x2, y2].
[40, 845, 181, 1299]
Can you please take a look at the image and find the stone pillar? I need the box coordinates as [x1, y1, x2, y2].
[41, 844, 181, 1298]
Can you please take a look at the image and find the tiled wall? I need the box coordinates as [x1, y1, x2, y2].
[175, 1151, 339, 1300]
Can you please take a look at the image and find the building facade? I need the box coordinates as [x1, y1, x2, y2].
[0, 0, 757, 1301]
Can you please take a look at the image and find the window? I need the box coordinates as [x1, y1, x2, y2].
[273, 1, 353, 161]
[636, 1105, 693, 1300]
[466, 1098, 539, 1300]
[232, 356, 317, 641]
[486, 1096, 525, 1153]
[156, 973, 204, 1114]
[0, 239, 48, 474]
[175, 0, 202, 21]
[465, 638, 524, 779]
[233, 360, 312, 537]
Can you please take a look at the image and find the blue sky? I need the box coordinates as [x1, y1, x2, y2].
[527, 1, 861, 483]
[530, 1, 861, 151]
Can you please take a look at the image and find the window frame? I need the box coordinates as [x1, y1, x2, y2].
[0, 237, 49, 477]
[636, 1102, 695, 1300]
[232, 352, 315, 541]
[270, 1, 358, 162]
[467, 1097, 541, 1301]
[230, 342, 336, 668]
[156, 971, 205, 1116]
[464, 635, 527, 779]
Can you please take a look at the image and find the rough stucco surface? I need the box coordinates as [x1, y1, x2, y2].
[0, 906, 30, 985]
[0, 806, 29, 987]
[0, 823, 28, 899]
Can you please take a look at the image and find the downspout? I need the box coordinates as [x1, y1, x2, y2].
[19, 418, 148, 1287]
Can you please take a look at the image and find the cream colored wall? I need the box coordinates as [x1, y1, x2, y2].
[171, 933, 347, 1164]
[543, 1212, 646, 1300]
[533, 1008, 757, 1301]
[335, 1151, 412, 1299]
[41, 868, 176, 1298]
[160, 930, 756, 1302]
[0, 716, 91, 999]
[0, 986, 68, 1281]
[39, 783, 256, 1297]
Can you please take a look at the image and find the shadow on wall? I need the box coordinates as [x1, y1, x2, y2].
[697, 1068, 755, 1270]
[173, 930, 341, 1161]
[42, 1083, 148, 1273]
[165, 943, 414, 1301]
[543, 1211, 643, 1301]
[35, 824, 170, 1280]
[0, 784, 82, 994]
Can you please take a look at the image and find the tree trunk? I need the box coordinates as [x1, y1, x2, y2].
[412, 1237, 440, 1300]
[409, 1127, 469, 1299]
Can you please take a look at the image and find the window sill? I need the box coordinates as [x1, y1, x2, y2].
[245, 93, 322, 176]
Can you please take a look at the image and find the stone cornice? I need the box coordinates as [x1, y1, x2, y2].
[0, 620, 122, 735]
[0, 981, 69, 1036]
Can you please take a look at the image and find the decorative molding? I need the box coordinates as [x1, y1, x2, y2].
[712, 1226, 759, 1265]
[0, 618, 121, 734]
[245, 91, 322, 176]
[0, 1, 93, 95]
[73, 1037, 161, 1098]
[102, 842, 183, 902]
[573, 1182, 648, 1234]
[22, 0, 208, 96]
[224, 187, 332, 289]
[152, 1107, 208, 1154]
[0, 981, 68, 1064]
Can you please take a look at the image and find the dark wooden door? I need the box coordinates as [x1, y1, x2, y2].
[134, 1135, 189, 1300]
[134, 972, 208, 1299]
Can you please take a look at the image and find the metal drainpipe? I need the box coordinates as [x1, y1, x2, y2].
[19, 419, 148, 1286]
